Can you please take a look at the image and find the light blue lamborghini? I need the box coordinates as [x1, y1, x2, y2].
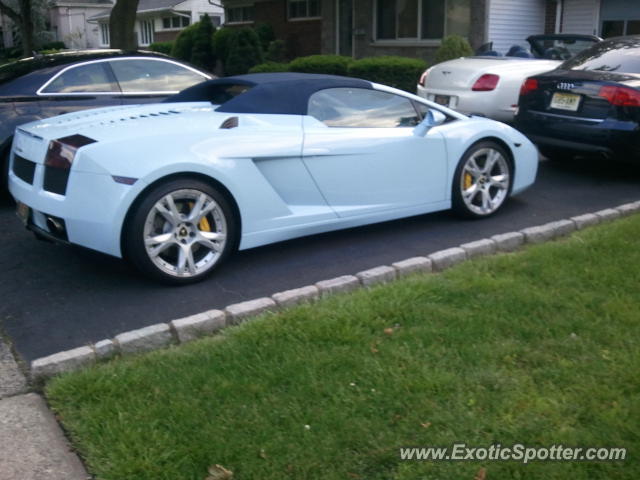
[8, 73, 538, 283]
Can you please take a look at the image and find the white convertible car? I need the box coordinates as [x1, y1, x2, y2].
[9, 73, 538, 283]
[417, 34, 601, 122]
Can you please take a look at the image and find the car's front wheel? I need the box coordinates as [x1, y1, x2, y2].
[452, 141, 513, 218]
[124, 178, 237, 284]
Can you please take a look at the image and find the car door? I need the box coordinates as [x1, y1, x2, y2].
[37, 60, 123, 117]
[302, 87, 448, 218]
[109, 58, 210, 105]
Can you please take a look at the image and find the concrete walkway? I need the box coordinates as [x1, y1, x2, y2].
[0, 340, 88, 480]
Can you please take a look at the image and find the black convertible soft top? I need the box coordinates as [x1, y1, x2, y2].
[166, 73, 373, 116]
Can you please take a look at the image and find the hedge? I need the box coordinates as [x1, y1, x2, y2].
[225, 27, 264, 75]
[288, 55, 353, 76]
[149, 42, 173, 55]
[248, 62, 290, 73]
[347, 56, 427, 93]
[434, 35, 474, 64]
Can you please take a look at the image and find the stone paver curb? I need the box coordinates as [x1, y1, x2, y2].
[27, 201, 640, 381]
[272, 285, 319, 308]
[429, 247, 466, 271]
[0, 341, 28, 399]
[520, 224, 556, 244]
[114, 323, 173, 355]
[546, 219, 577, 238]
[170, 310, 226, 343]
[571, 213, 600, 230]
[595, 208, 621, 222]
[316, 275, 361, 296]
[225, 298, 277, 325]
[491, 232, 524, 252]
[93, 339, 116, 361]
[460, 238, 496, 258]
[31, 346, 95, 381]
[617, 202, 640, 217]
[356, 265, 397, 286]
[392, 256, 432, 277]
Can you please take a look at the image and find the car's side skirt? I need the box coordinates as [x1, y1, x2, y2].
[238, 200, 451, 250]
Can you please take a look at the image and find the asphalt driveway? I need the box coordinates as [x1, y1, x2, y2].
[1, 157, 639, 362]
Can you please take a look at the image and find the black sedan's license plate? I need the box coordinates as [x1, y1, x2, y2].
[16, 201, 30, 226]
[434, 95, 451, 106]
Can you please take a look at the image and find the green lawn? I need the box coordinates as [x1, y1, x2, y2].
[47, 215, 640, 480]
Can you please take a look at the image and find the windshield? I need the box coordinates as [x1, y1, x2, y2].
[561, 37, 640, 73]
[528, 36, 601, 60]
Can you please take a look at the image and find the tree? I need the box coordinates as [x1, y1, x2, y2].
[224, 28, 263, 76]
[109, 0, 139, 51]
[190, 14, 216, 71]
[0, 0, 34, 56]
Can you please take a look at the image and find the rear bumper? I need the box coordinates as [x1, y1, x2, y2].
[417, 85, 516, 123]
[515, 110, 640, 161]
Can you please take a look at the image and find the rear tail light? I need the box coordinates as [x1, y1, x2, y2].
[598, 85, 640, 107]
[44, 134, 96, 170]
[471, 74, 500, 91]
[418, 68, 432, 87]
[519, 78, 539, 96]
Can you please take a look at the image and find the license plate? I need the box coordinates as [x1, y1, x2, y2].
[434, 95, 451, 107]
[550, 92, 581, 111]
[16, 201, 30, 226]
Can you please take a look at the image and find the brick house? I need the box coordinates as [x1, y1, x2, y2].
[221, 0, 640, 61]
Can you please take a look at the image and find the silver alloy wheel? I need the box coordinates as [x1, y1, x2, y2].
[143, 188, 227, 278]
[460, 147, 510, 216]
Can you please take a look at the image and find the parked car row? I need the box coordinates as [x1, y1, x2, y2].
[419, 34, 640, 163]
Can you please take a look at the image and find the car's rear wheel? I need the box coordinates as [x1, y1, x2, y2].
[452, 141, 512, 218]
[124, 178, 236, 284]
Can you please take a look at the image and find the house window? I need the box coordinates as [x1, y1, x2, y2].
[376, 0, 468, 40]
[200, 14, 222, 27]
[0, 29, 4, 49]
[100, 23, 110, 46]
[601, 19, 640, 38]
[226, 5, 254, 23]
[162, 16, 190, 30]
[288, 0, 321, 19]
[139, 19, 154, 46]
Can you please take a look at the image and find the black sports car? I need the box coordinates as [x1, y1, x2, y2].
[515, 35, 640, 162]
[0, 49, 212, 193]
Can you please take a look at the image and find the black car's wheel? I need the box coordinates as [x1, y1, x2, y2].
[124, 178, 237, 284]
[452, 141, 513, 218]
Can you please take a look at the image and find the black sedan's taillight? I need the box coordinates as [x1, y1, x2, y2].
[43, 134, 96, 195]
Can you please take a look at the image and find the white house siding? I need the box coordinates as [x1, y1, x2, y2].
[174, 0, 224, 25]
[561, 0, 600, 35]
[487, 0, 546, 53]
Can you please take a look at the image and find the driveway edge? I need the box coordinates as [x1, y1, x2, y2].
[30, 200, 640, 381]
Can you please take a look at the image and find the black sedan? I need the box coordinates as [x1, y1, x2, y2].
[515, 36, 640, 162]
[0, 49, 212, 193]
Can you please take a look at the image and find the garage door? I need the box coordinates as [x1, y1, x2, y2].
[562, 0, 600, 35]
[487, 0, 546, 53]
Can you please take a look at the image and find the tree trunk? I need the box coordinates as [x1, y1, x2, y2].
[109, 0, 140, 51]
[18, 0, 33, 56]
[0, 0, 33, 57]
[469, 0, 489, 51]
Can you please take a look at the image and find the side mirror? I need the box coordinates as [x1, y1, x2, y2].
[413, 109, 447, 137]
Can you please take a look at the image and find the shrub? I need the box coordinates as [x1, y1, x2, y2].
[190, 14, 217, 71]
[39, 41, 66, 51]
[265, 39, 286, 63]
[225, 27, 264, 75]
[213, 27, 235, 65]
[148, 41, 173, 55]
[347, 56, 427, 93]
[434, 35, 473, 64]
[171, 22, 199, 62]
[248, 61, 290, 73]
[288, 55, 353, 76]
[254, 23, 275, 53]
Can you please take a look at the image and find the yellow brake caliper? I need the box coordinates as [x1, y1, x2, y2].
[189, 202, 212, 232]
[463, 172, 473, 190]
